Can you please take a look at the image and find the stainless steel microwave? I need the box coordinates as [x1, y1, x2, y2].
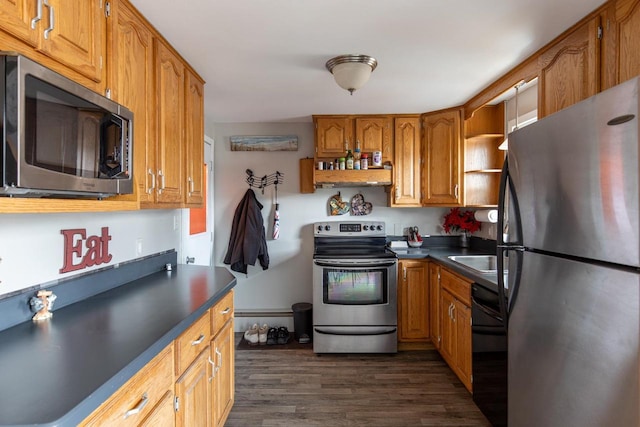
[0, 53, 133, 198]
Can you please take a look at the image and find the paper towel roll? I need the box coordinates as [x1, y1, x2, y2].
[474, 209, 498, 223]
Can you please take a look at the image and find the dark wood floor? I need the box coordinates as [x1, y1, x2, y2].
[227, 336, 491, 427]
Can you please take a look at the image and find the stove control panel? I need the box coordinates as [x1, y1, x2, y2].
[314, 221, 386, 237]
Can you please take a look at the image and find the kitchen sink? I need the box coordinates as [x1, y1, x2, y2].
[447, 255, 505, 274]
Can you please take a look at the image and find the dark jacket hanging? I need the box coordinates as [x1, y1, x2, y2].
[223, 188, 269, 274]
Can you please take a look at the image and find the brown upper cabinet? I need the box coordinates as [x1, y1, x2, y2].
[107, 0, 204, 209]
[421, 108, 464, 206]
[390, 116, 421, 207]
[314, 115, 392, 163]
[0, 0, 205, 212]
[0, 0, 105, 85]
[602, 0, 640, 89]
[538, 16, 601, 118]
[184, 70, 205, 207]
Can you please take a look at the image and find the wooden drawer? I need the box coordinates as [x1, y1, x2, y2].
[80, 344, 174, 426]
[212, 290, 234, 335]
[175, 311, 211, 375]
[440, 268, 471, 306]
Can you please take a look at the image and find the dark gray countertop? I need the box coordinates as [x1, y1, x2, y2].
[392, 246, 500, 292]
[0, 265, 236, 427]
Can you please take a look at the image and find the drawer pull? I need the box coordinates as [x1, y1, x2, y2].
[220, 307, 231, 314]
[191, 334, 205, 346]
[123, 393, 149, 419]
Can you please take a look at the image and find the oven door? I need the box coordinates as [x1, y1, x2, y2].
[312, 258, 397, 327]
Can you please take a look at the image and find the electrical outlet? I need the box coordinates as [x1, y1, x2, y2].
[136, 238, 143, 256]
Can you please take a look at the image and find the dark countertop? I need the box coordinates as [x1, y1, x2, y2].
[0, 265, 236, 427]
[392, 246, 501, 292]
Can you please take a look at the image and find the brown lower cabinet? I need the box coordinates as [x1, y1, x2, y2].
[81, 290, 235, 426]
[438, 267, 472, 392]
[398, 259, 430, 342]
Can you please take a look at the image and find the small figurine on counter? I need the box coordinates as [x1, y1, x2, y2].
[29, 290, 57, 321]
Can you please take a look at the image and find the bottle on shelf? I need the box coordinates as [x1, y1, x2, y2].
[339, 157, 346, 170]
[361, 153, 369, 170]
[346, 150, 354, 170]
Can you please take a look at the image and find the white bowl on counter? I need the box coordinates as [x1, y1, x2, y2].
[407, 240, 423, 248]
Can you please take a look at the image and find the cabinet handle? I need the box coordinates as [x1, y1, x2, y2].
[147, 169, 155, 194]
[452, 304, 456, 322]
[220, 307, 231, 314]
[123, 393, 149, 419]
[157, 170, 165, 194]
[31, 0, 43, 29]
[187, 176, 194, 196]
[454, 184, 459, 199]
[43, 0, 54, 39]
[216, 348, 222, 368]
[403, 266, 407, 281]
[395, 187, 399, 202]
[208, 356, 216, 380]
[448, 303, 453, 319]
[191, 334, 205, 346]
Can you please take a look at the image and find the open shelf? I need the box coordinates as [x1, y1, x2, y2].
[464, 104, 505, 207]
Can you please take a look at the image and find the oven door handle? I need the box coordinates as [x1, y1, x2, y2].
[472, 296, 503, 322]
[314, 260, 397, 268]
[314, 327, 397, 336]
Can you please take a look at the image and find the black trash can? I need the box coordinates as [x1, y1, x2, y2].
[291, 302, 313, 343]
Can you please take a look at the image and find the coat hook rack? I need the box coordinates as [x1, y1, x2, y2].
[246, 169, 284, 194]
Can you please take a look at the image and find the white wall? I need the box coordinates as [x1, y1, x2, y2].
[211, 121, 496, 331]
[0, 210, 181, 297]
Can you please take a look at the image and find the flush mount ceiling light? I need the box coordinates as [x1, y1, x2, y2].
[325, 54, 378, 95]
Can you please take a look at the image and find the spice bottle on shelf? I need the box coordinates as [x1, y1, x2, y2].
[338, 157, 346, 170]
[346, 150, 354, 170]
[361, 153, 369, 170]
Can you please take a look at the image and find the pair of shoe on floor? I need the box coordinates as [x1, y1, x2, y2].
[243, 324, 290, 346]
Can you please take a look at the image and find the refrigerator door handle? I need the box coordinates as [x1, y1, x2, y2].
[497, 156, 525, 326]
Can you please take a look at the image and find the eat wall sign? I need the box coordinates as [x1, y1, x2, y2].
[60, 227, 113, 274]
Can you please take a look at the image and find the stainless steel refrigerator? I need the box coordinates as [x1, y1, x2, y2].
[497, 77, 639, 427]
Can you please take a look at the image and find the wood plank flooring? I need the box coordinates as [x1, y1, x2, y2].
[227, 335, 491, 427]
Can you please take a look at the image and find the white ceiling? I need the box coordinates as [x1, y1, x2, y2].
[129, 0, 605, 124]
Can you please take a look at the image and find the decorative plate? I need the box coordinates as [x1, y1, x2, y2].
[329, 193, 350, 216]
[350, 193, 372, 216]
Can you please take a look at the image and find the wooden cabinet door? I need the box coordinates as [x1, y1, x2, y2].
[421, 108, 463, 206]
[155, 39, 185, 205]
[212, 319, 234, 427]
[354, 116, 392, 162]
[428, 263, 441, 350]
[455, 300, 473, 392]
[39, 0, 104, 82]
[609, 0, 640, 87]
[538, 16, 600, 118]
[175, 349, 210, 427]
[107, 1, 155, 205]
[439, 289, 456, 366]
[139, 391, 175, 427]
[391, 117, 421, 206]
[398, 260, 429, 342]
[184, 70, 204, 206]
[0, 0, 39, 47]
[315, 116, 353, 158]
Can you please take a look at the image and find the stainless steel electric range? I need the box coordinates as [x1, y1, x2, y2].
[312, 221, 398, 353]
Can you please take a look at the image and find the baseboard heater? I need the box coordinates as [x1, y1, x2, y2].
[235, 310, 293, 318]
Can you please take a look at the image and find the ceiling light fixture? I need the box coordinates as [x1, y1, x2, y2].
[325, 54, 378, 95]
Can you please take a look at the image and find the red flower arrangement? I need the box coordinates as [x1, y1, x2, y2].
[443, 208, 481, 234]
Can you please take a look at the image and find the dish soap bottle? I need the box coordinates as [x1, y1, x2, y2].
[346, 149, 354, 170]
